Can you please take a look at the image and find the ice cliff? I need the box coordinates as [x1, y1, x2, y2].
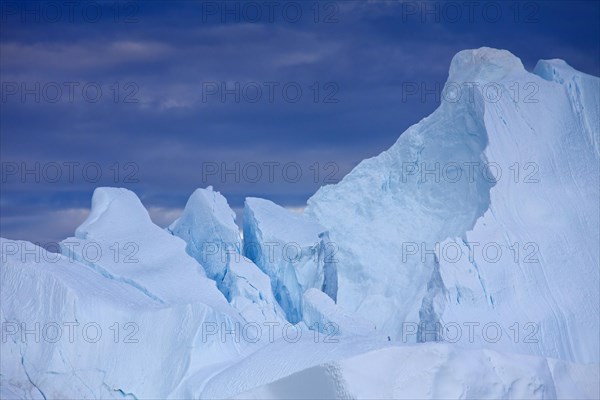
[306, 47, 600, 363]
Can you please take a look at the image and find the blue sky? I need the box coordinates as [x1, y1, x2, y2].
[1, 0, 599, 245]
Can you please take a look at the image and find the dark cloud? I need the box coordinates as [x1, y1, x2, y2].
[1, 0, 599, 243]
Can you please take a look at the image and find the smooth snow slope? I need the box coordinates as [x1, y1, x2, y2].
[211, 342, 599, 400]
[61, 187, 230, 307]
[306, 48, 599, 362]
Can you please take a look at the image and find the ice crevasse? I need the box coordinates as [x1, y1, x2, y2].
[243, 197, 338, 324]
[168, 187, 287, 325]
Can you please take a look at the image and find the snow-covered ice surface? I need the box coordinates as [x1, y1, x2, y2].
[0, 239, 244, 399]
[435, 56, 600, 363]
[2, 188, 249, 398]
[169, 187, 286, 324]
[243, 197, 337, 323]
[307, 48, 600, 362]
[301, 288, 375, 336]
[2, 48, 599, 399]
[230, 344, 599, 400]
[168, 186, 242, 282]
[61, 187, 230, 307]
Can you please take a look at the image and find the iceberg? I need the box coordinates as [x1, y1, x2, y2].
[1, 48, 598, 399]
[228, 343, 600, 400]
[243, 197, 337, 323]
[301, 288, 375, 336]
[306, 48, 600, 363]
[168, 186, 241, 283]
[0, 238, 244, 399]
[61, 187, 226, 306]
[435, 56, 600, 363]
[169, 187, 286, 324]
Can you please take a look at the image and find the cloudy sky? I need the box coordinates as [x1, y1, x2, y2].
[1, 0, 599, 245]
